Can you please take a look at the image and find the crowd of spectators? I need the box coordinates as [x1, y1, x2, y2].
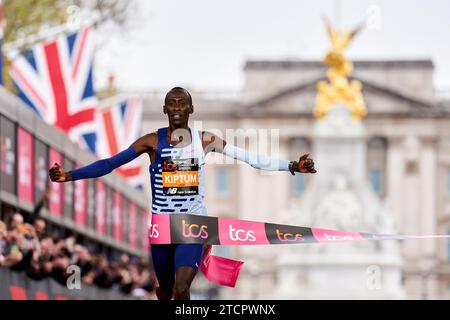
[0, 192, 156, 300]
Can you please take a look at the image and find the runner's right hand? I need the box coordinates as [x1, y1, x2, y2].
[48, 162, 69, 182]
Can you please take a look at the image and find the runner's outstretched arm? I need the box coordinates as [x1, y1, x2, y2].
[48, 133, 157, 182]
[201, 131, 316, 175]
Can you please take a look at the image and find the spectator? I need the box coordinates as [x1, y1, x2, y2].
[93, 255, 115, 289]
[64, 233, 77, 254]
[7, 212, 24, 231]
[25, 188, 49, 240]
[73, 244, 93, 278]
[117, 266, 133, 294]
[80, 253, 98, 285]
[119, 253, 130, 267]
[32, 218, 47, 241]
[27, 234, 54, 280]
[50, 246, 72, 286]
[10, 223, 40, 272]
[0, 216, 156, 299]
[0, 223, 24, 268]
[0, 220, 8, 266]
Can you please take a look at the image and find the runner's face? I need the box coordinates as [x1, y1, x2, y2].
[164, 90, 193, 127]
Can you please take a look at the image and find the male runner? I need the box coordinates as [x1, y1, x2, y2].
[49, 87, 316, 300]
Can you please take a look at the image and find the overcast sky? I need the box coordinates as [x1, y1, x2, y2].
[94, 0, 450, 94]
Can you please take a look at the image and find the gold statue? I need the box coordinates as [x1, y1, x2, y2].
[314, 17, 367, 120]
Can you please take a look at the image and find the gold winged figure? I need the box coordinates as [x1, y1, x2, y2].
[314, 17, 367, 120]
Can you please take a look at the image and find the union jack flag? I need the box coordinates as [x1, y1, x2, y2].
[7, 25, 98, 153]
[97, 96, 144, 188]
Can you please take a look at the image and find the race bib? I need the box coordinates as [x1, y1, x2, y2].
[162, 158, 199, 196]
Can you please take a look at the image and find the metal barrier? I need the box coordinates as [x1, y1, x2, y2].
[0, 267, 137, 300]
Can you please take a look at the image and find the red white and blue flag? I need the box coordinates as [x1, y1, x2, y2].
[97, 96, 144, 188]
[7, 25, 98, 153]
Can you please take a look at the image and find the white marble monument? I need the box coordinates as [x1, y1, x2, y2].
[274, 104, 404, 299]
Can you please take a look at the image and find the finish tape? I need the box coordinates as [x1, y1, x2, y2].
[148, 214, 450, 245]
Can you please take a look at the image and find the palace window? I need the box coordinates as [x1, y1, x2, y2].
[370, 168, 384, 195]
[367, 137, 387, 196]
[216, 168, 230, 196]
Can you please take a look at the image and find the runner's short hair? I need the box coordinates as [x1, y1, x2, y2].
[166, 87, 192, 105]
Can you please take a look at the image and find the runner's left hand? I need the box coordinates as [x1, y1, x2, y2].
[295, 154, 316, 174]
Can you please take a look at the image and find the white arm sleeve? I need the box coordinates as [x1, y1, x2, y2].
[222, 144, 290, 171]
